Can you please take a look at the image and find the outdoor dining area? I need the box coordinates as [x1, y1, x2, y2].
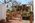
[6, 5, 33, 23]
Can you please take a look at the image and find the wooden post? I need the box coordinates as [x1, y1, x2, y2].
[30, 15, 32, 23]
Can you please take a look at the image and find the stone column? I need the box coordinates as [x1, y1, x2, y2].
[0, 4, 7, 22]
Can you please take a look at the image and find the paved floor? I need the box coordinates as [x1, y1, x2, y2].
[0, 20, 33, 23]
[7, 20, 30, 23]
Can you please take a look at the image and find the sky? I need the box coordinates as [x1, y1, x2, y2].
[16, 0, 32, 4]
[0, 0, 32, 4]
[0, 0, 4, 4]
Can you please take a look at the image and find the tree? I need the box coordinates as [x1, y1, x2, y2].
[28, 1, 33, 5]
